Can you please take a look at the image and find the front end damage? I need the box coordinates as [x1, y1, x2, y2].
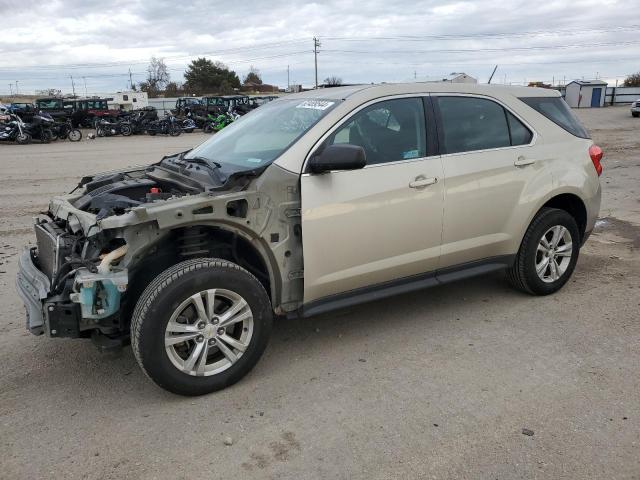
[16, 158, 304, 347]
[16, 215, 131, 341]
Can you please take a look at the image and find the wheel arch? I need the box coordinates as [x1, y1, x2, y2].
[524, 191, 588, 244]
[123, 223, 282, 326]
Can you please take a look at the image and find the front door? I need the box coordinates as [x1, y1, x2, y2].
[301, 97, 444, 303]
[590, 88, 602, 107]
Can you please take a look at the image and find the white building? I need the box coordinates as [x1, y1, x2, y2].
[416, 72, 478, 84]
[106, 91, 149, 111]
[564, 80, 607, 108]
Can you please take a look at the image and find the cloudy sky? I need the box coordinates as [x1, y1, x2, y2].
[0, 0, 638, 95]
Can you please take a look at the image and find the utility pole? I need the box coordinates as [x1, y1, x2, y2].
[15, 81, 19, 95]
[82, 77, 88, 96]
[287, 65, 290, 90]
[313, 37, 321, 89]
[9, 83, 13, 96]
[129, 68, 133, 90]
[414, 70, 417, 80]
[70, 75, 76, 96]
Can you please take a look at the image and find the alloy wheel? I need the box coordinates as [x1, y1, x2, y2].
[535, 225, 573, 283]
[164, 289, 254, 376]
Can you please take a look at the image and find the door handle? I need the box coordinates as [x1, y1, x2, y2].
[409, 176, 438, 189]
[514, 156, 536, 167]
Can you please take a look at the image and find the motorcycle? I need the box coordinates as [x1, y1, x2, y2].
[181, 117, 196, 133]
[25, 112, 55, 143]
[0, 114, 31, 144]
[202, 109, 238, 133]
[96, 118, 132, 137]
[125, 108, 158, 134]
[146, 114, 181, 136]
[51, 120, 82, 142]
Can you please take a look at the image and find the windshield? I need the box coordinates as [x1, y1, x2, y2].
[185, 98, 339, 171]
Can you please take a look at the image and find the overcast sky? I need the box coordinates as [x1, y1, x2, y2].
[0, 0, 638, 95]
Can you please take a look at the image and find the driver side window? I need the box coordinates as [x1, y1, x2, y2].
[328, 98, 427, 165]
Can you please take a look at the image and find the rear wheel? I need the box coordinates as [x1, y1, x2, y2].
[121, 124, 132, 136]
[507, 208, 580, 295]
[169, 125, 181, 136]
[131, 258, 273, 396]
[203, 123, 214, 134]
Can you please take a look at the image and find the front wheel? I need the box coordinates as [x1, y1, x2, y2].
[68, 129, 82, 142]
[121, 124, 132, 136]
[131, 259, 273, 396]
[16, 132, 31, 144]
[633, 112, 640, 118]
[507, 208, 580, 295]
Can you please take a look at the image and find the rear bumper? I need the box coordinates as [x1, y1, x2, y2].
[15, 248, 50, 335]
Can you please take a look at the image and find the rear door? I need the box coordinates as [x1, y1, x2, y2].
[432, 94, 540, 269]
[301, 96, 444, 303]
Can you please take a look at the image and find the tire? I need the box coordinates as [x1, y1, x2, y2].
[131, 258, 273, 396]
[96, 128, 105, 137]
[169, 125, 181, 137]
[507, 207, 580, 295]
[147, 130, 156, 136]
[632, 112, 639, 118]
[203, 124, 213, 134]
[16, 132, 31, 145]
[68, 129, 82, 142]
[184, 128, 195, 134]
[121, 124, 132, 136]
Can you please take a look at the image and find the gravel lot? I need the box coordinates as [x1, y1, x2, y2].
[1, 108, 638, 479]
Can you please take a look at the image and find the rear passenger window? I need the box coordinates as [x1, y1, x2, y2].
[436, 97, 532, 154]
[507, 111, 533, 145]
[328, 98, 427, 165]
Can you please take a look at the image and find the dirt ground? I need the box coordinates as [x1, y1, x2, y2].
[0, 108, 638, 480]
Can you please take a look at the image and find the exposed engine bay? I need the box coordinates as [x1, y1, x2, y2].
[16, 153, 304, 347]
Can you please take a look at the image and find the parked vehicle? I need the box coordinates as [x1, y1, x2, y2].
[631, 99, 640, 117]
[0, 114, 31, 144]
[202, 111, 236, 133]
[96, 118, 132, 137]
[8, 102, 35, 117]
[172, 97, 205, 117]
[24, 112, 55, 143]
[51, 120, 82, 142]
[146, 114, 181, 136]
[123, 107, 158, 134]
[16, 83, 602, 396]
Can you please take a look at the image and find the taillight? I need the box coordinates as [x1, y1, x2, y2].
[589, 144, 603, 176]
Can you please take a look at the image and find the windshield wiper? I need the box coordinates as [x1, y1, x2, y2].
[182, 156, 226, 183]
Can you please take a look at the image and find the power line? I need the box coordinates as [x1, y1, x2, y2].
[323, 24, 640, 41]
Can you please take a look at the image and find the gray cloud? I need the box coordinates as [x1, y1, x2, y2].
[0, 0, 637, 94]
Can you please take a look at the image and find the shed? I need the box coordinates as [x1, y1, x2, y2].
[564, 80, 607, 108]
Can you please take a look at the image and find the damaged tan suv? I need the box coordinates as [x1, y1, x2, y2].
[17, 83, 602, 395]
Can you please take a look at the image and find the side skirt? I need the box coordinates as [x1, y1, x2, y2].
[298, 255, 515, 318]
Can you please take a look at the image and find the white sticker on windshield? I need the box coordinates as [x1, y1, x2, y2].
[296, 100, 335, 111]
[246, 158, 263, 163]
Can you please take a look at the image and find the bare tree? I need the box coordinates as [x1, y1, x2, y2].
[323, 76, 343, 86]
[146, 56, 170, 93]
[623, 72, 640, 87]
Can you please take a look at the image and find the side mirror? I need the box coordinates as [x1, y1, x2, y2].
[308, 144, 367, 174]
